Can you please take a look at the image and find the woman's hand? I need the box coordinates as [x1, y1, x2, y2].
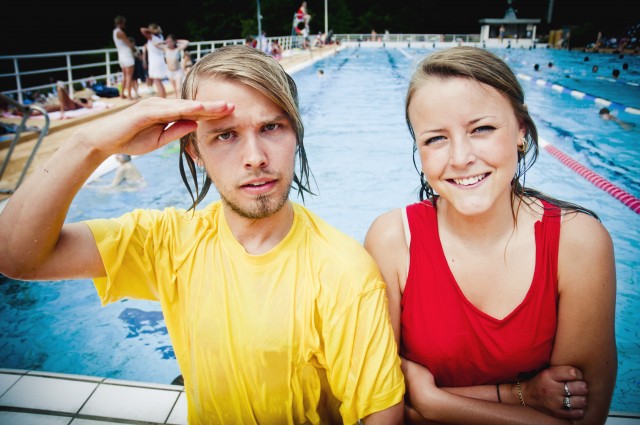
[522, 365, 587, 420]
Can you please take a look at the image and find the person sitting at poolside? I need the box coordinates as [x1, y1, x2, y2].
[270, 39, 283, 60]
[599, 107, 635, 130]
[16, 81, 93, 118]
[295, 1, 311, 27]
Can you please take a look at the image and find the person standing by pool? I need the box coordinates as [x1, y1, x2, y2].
[364, 46, 617, 424]
[140, 23, 167, 98]
[0, 45, 404, 424]
[113, 16, 135, 100]
[155, 34, 189, 98]
[129, 37, 144, 99]
[181, 50, 194, 74]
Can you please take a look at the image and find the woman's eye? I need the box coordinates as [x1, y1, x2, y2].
[424, 135, 445, 145]
[473, 125, 495, 134]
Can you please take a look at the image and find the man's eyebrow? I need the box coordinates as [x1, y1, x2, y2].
[206, 115, 289, 135]
[269, 114, 289, 123]
[206, 125, 235, 135]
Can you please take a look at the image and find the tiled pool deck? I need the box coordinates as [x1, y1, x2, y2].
[1, 369, 639, 425]
[0, 369, 186, 424]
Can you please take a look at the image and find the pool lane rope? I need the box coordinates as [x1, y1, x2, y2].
[539, 138, 640, 214]
[517, 73, 640, 115]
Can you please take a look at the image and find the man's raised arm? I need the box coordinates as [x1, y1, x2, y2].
[0, 97, 234, 280]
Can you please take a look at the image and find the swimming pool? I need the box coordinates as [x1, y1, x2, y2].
[0, 46, 638, 413]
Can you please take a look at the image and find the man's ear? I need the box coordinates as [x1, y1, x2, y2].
[184, 137, 199, 163]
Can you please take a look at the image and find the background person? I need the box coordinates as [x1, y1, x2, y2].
[140, 23, 167, 98]
[155, 34, 189, 98]
[599, 107, 635, 130]
[15, 81, 93, 118]
[111, 154, 143, 187]
[181, 50, 194, 74]
[364, 46, 617, 425]
[0, 45, 404, 424]
[113, 16, 135, 100]
[129, 36, 145, 99]
[270, 39, 283, 60]
[295, 1, 311, 27]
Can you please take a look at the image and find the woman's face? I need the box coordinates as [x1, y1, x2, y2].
[408, 76, 525, 217]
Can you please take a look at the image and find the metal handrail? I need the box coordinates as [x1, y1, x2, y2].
[1, 33, 492, 104]
[0, 36, 304, 105]
[0, 93, 50, 193]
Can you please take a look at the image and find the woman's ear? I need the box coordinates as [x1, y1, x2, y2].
[518, 126, 527, 146]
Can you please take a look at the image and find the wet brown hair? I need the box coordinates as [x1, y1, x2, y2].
[405, 46, 597, 219]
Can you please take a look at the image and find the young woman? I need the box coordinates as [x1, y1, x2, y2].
[113, 16, 135, 99]
[365, 46, 617, 424]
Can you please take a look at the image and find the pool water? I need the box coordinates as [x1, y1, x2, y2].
[1, 46, 638, 413]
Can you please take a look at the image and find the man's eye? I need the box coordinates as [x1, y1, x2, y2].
[264, 123, 279, 131]
[217, 132, 232, 140]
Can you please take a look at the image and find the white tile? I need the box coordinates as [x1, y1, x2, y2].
[166, 391, 188, 425]
[0, 411, 70, 425]
[0, 369, 27, 375]
[80, 384, 180, 423]
[0, 373, 21, 397]
[103, 378, 180, 391]
[0, 375, 97, 413]
[27, 371, 103, 383]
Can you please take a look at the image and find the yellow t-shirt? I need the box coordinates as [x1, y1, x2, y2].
[85, 201, 404, 424]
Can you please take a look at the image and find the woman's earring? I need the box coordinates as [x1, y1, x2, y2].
[518, 137, 529, 152]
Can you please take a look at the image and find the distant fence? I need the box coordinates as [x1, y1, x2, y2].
[335, 33, 481, 44]
[1, 33, 492, 105]
[0, 35, 302, 104]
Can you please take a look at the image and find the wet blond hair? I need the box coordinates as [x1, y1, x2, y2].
[179, 45, 313, 209]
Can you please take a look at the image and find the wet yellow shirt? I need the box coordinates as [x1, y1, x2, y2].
[85, 201, 404, 424]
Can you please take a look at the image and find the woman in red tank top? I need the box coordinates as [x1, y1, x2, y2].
[365, 47, 617, 424]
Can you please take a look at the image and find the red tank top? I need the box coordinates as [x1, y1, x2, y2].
[401, 199, 560, 386]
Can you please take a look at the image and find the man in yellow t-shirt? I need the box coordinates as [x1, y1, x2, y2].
[0, 45, 404, 424]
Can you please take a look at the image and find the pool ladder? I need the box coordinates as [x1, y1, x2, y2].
[0, 93, 50, 194]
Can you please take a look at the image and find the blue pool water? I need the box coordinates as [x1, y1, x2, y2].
[1, 46, 638, 412]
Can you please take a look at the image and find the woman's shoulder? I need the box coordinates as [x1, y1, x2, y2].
[368, 207, 404, 233]
[559, 209, 612, 248]
[364, 207, 406, 252]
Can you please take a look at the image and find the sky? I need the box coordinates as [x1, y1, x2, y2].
[1, 0, 634, 55]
